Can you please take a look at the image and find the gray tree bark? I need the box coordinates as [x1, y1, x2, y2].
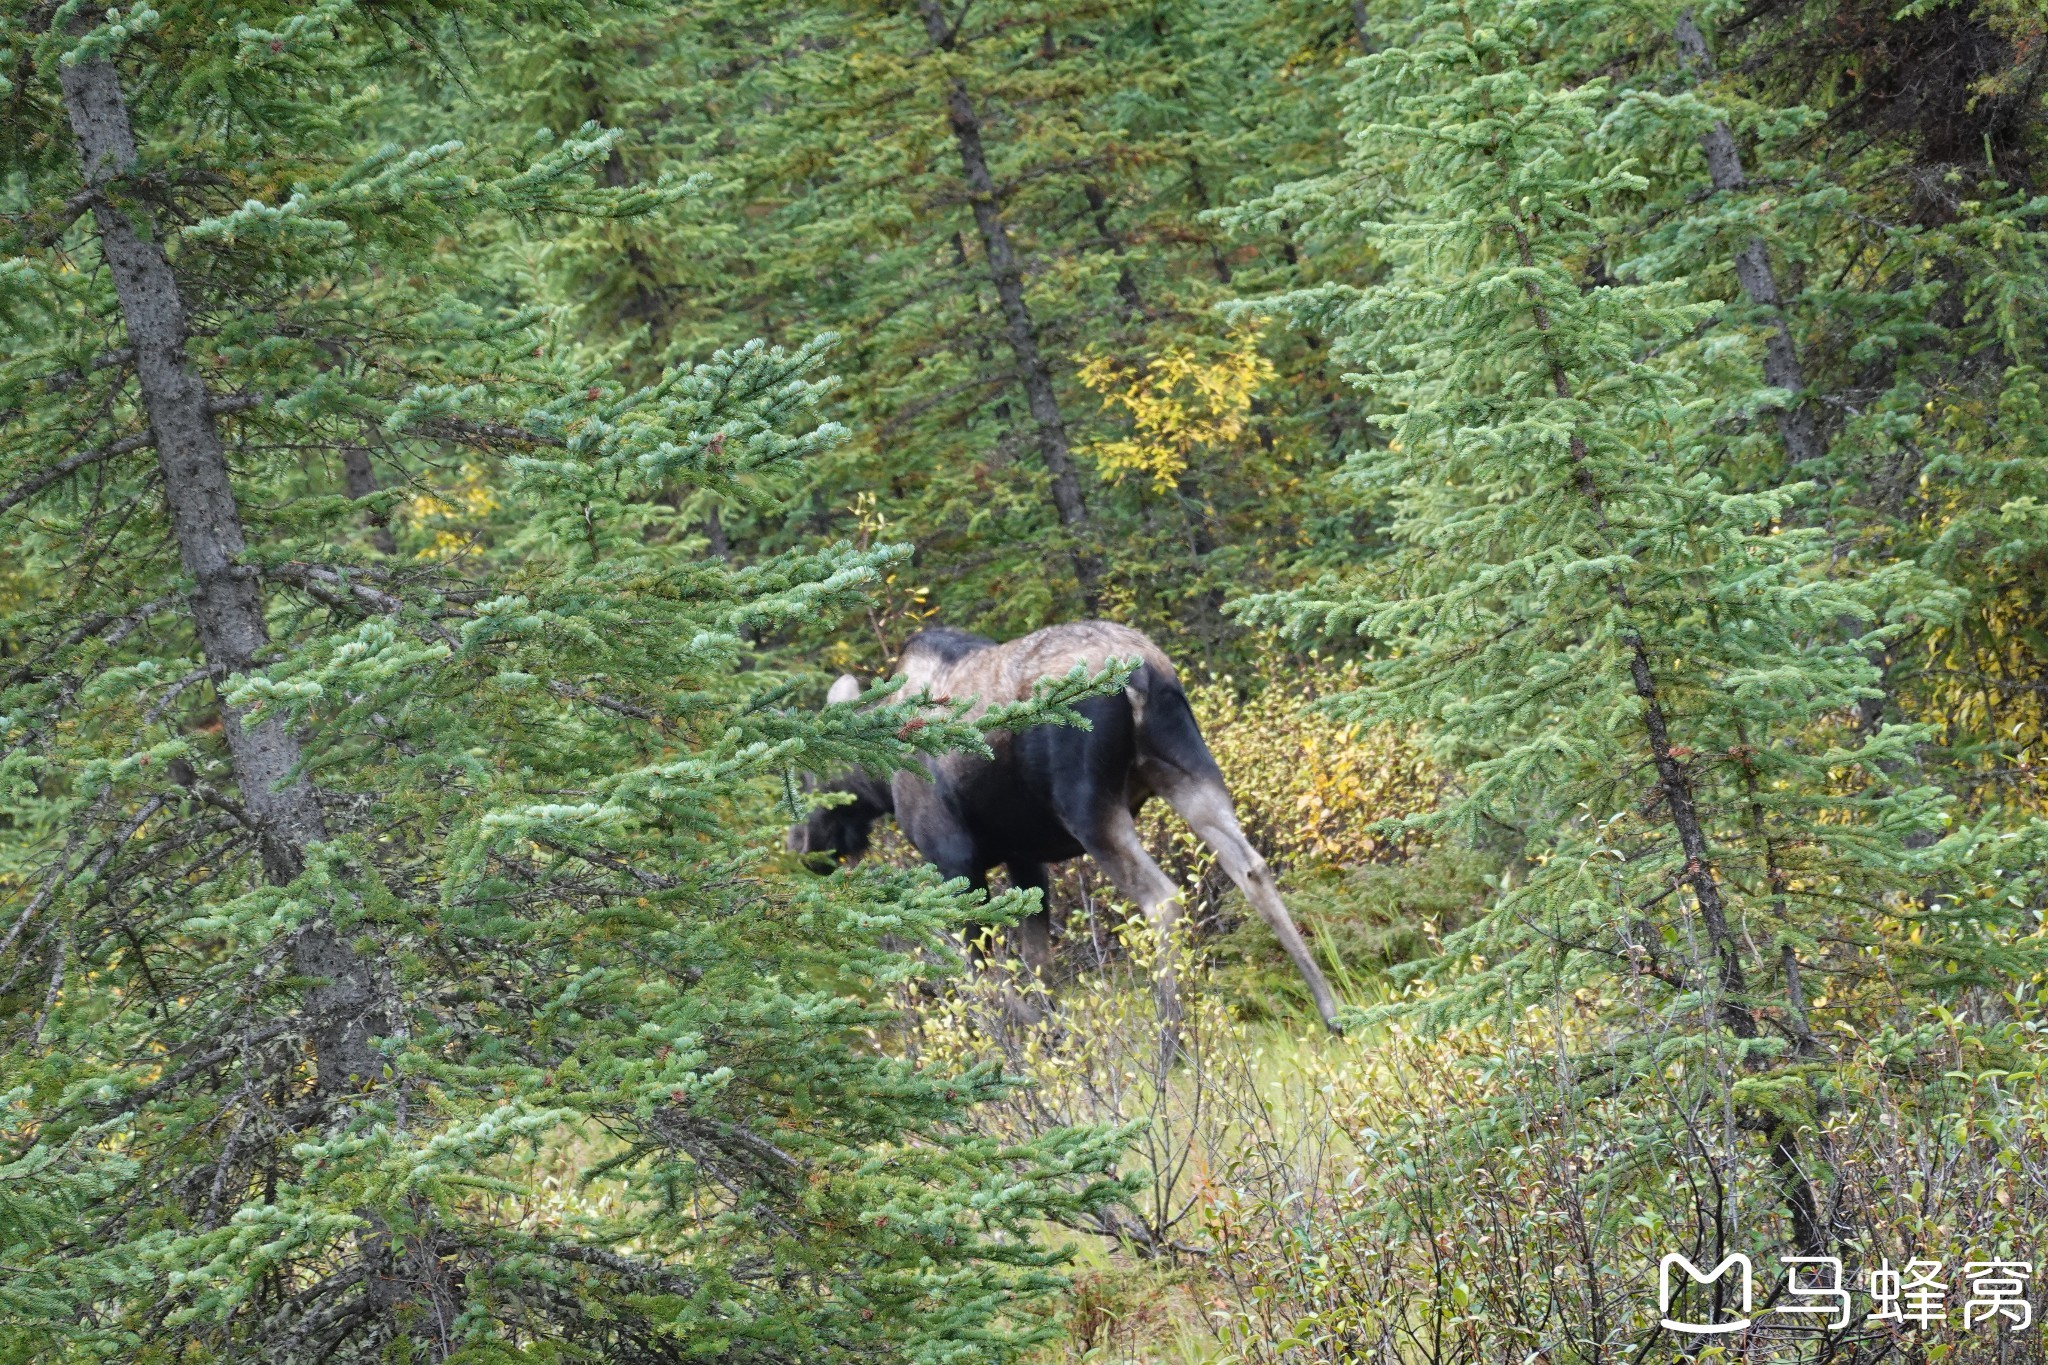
[1675, 13, 1824, 466]
[61, 51, 386, 1094]
[341, 446, 399, 555]
[915, 1, 1099, 603]
[1350, 0, 1376, 53]
[1678, 12, 1914, 767]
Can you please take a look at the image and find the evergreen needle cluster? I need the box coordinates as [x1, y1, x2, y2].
[0, 2, 1130, 1359]
[1236, 0, 2048, 1265]
[5, 0, 2048, 1357]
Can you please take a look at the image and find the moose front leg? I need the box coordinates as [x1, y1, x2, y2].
[1148, 767, 1343, 1033]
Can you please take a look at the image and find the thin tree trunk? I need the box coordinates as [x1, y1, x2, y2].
[1038, 14, 1143, 329]
[592, 90, 668, 335]
[1674, 13, 1822, 466]
[1513, 223, 1754, 1037]
[1350, 1, 1377, 54]
[1182, 160, 1234, 286]
[915, 1, 1098, 604]
[1069, 181, 1227, 610]
[1679, 12, 1921, 822]
[1739, 763, 1815, 1052]
[1083, 182, 1145, 319]
[62, 51, 385, 1094]
[1770, 1130, 1825, 1254]
[1625, 639, 1751, 1031]
[1746, 762, 1829, 1252]
[1527, 190, 1824, 1252]
[341, 446, 399, 555]
[951, 230, 1011, 428]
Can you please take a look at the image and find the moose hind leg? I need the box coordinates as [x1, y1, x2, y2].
[1008, 861, 1054, 978]
[1151, 769, 1343, 1033]
[1072, 806, 1190, 1047]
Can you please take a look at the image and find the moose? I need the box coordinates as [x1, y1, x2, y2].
[788, 621, 1342, 1033]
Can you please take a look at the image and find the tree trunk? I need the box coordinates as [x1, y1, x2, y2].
[1674, 13, 1823, 466]
[915, 0, 1098, 604]
[1083, 182, 1145, 319]
[1625, 639, 1751, 1032]
[1181, 160, 1235, 286]
[1526, 185, 1819, 1250]
[1350, 0, 1377, 53]
[951, 230, 1011, 428]
[1514, 222, 1755, 1037]
[1679, 12, 1916, 817]
[589, 74, 669, 337]
[62, 51, 385, 1094]
[341, 446, 399, 555]
[704, 504, 730, 560]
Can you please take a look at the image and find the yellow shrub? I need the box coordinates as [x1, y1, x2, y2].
[1078, 327, 1275, 492]
[1141, 655, 1437, 880]
[400, 462, 498, 560]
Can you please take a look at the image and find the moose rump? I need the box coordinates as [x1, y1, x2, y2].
[790, 622, 1342, 1034]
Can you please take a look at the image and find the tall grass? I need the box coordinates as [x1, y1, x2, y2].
[904, 905, 2048, 1364]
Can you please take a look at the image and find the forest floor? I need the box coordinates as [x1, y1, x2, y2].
[1011, 993, 1395, 1364]
[924, 865, 1427, 1365]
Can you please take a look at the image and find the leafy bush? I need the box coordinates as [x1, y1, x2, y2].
[1208, 849, 1498, 1022]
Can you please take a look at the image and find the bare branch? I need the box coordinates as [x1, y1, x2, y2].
[0, 395, 260, 519]
[411, 418, 567, 450]
[0, 430, 154, 517]
[93, 1022, 292, 1119]
[262, 562, 408, 615]
[529, 836, 683, 890]
[546, 680, 661, 722]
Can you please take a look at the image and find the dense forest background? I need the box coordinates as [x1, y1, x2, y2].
[4, 0, 2048, 1361]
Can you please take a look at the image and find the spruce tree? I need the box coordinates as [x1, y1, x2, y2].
[0, 2, 1127, 1359]
[550, 0, 1371, 660]
[1671, 0, 2048, 807]
[1234, 0, 2048, 1263]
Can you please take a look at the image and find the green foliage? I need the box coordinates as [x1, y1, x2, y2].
[6, 0, 2048, 1358]
[485, 0, 1380, 660]
[0, 2, 1130, 1359]
[1234, 0, 2048, 1282]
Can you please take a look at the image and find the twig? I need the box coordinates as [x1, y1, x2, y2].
[546, 681, 661, 722]
[0, 395, 259, 519]
[412, 418, 567, 450]
[529, 836, 682, 890]
[0, 430, 154, 517]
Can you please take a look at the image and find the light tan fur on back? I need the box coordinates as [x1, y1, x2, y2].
[903, 623, 1175, 720]
[892, 641, 955, 700]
